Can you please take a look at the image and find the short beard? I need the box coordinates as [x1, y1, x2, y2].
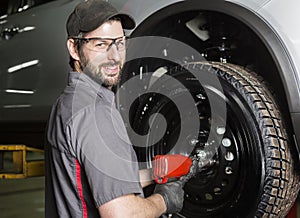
[79, 51, 122, 88]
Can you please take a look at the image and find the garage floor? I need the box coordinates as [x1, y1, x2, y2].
[0, 176, 299, 218]
[0, 177, 44, 218]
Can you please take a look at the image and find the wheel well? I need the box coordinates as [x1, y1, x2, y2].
[132, 10, 284, 104]
[127, 3, 297, 143]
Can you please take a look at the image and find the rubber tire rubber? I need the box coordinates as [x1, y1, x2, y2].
[187, 61, 300, 217]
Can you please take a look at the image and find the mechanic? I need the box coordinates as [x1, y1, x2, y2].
[44, 0, 184, 217]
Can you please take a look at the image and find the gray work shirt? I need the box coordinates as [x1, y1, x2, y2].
[45, 72, 143, 218]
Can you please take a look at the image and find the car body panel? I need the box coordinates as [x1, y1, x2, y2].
[258, 0, 300, 110]
[0, 0, 81, 121]
[111, 0, 184, 30]
[229, 0, 300, 112]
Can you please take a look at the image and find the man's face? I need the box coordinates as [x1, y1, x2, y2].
[79, 20, 126, 87]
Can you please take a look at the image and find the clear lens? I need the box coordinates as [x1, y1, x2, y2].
[83, 36, 126, 52]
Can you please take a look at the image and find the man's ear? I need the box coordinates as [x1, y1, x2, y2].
[67, 39, 80, 61]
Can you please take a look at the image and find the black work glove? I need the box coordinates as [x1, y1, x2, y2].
[153, 180, 184, 214]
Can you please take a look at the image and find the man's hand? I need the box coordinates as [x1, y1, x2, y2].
[153, 180, 184, 214]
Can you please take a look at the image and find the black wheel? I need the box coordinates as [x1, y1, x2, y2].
[119, 61, 300, 217]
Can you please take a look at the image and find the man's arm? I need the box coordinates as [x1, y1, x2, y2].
[139, 168, 154, 188]
[99, 180, 184, 218]
[99, 193, 166, 218]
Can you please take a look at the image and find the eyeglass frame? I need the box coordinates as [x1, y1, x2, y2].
[69, 35, 127, 52]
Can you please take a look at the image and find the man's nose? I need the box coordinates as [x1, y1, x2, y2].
[107, 44, 121, 62]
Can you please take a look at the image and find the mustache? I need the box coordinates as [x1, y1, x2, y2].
[82, 61, 123, 75]
[99, 61, 122, 68]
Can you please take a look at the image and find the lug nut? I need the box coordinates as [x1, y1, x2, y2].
[222, 138, 231, 147]
[225, 151, 234, 161]
[216, 126, 226, 135]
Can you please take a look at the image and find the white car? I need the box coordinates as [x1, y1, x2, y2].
[0, 0, 299, 217]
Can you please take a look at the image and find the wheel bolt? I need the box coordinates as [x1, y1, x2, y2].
[225, 151, 234, 161]
[216, 126, 226, 135]
[222, 138, 231, 147]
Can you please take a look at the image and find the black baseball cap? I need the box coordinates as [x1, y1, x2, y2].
[66, 0, 136, 36]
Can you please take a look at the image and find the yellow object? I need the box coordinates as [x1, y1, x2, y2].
[0, 145, 44, 179]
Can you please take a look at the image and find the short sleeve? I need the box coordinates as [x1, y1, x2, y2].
[69, 103, 143, 207]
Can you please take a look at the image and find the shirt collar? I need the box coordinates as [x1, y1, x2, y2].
[68, 71, 115, 104]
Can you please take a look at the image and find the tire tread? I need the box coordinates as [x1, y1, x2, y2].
[183, 61, 299, 217]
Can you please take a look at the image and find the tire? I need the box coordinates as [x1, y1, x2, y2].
[125, 61, 300, 217]
[203, 62, 300, 218]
